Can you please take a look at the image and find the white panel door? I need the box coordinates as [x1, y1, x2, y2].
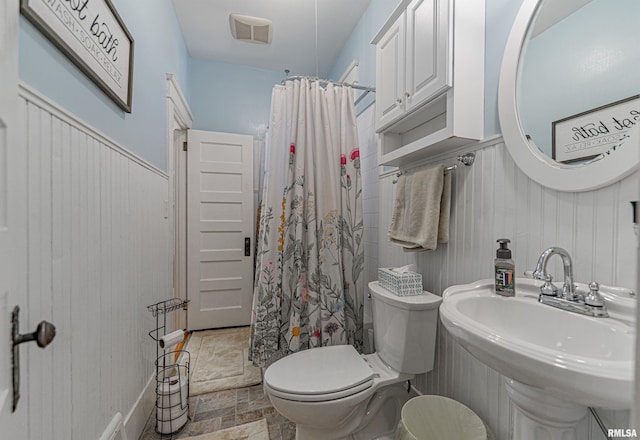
[187, 130, 254, 330]
[0, 0, 27, 437]
[405, 0, 451, 112]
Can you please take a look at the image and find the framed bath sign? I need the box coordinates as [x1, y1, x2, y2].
[21, 0, 134, 112]
[552, 95, 640, 163]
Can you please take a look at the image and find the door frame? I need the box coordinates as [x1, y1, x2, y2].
[0, 0, 27, 435]
[166, 74, 193, 331]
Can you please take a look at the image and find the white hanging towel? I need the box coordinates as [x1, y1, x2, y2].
[388, 165, 451, 251]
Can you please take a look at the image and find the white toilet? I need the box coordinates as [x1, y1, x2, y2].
[263, 281, 442, 439]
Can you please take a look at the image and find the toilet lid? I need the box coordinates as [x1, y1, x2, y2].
[264, 345, 375, 399]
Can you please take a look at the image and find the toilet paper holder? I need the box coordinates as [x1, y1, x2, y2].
[147, 298, 191, 434]
[11, 305, 56, 412]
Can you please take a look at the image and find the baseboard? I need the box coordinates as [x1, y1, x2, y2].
[123, 373, 156, 440]
[99, 413, 125, 440]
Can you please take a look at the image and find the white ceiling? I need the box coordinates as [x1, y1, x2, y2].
[172, 0, 372, 78]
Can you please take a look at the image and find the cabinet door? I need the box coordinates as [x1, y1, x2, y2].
[375, 13, 405, 131]
[405, 0, 450, 111]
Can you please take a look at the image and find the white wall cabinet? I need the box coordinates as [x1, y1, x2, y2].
[372, 0, 484, 167]
[375, 15, 405, 129]
[376, 0, 450, 130]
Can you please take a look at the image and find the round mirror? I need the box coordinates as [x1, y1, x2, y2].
[499, 0, 640, 192]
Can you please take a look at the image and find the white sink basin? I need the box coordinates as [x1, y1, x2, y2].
[440, 278, 635, 409]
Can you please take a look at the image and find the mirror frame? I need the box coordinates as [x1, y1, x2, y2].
[498, 0, 640, 192]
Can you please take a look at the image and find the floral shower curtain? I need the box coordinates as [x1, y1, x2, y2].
[249, 78, 364, 368]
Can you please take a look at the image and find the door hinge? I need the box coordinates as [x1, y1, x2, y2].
[183, 141, 188, 152]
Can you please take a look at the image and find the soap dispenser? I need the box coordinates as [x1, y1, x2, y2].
[495, 238, 515, 296]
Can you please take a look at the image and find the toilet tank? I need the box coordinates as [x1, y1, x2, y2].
[369, 281, 442, 375]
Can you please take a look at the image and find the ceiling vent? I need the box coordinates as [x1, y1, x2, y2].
[229, 14, 272, 44]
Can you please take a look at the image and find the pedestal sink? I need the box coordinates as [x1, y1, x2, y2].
[440, 278, 635, 440]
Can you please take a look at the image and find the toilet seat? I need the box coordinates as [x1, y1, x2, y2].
[264, 345, 376, 402]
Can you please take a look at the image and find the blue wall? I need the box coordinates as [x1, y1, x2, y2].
[327, 0, 525, 136]
[186, 0, 396, 140]
[327, 0, 398, 114]
[188, 58, 282, 139]
[19, 0, 528, 167]
[186, 0, 526, 139]
[484, 0, 524, 136]
[19, 0, 189, 172]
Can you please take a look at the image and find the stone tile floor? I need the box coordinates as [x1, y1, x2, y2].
[139, 384, 295, 440]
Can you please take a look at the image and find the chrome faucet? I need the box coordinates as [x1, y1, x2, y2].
[532, 247, 577, 301]
[530, 247, 608, 318]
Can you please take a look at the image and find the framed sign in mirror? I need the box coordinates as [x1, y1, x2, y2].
[552, 95, 640, 164]
[21, 0, 134, 113]
[498, 0, 640, 192]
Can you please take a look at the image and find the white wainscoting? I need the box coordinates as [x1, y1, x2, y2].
[357, 122, 638, 439]
[18, 84, 170, 440]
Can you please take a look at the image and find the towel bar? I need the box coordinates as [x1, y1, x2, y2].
[392, 153, 475, 184]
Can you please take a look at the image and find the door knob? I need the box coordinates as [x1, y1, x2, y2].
[11, 306, 56, 412]
[14, 319, 56, 348]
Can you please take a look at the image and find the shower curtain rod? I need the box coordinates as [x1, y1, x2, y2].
[281, 75, 376, 106]
[281, 75, 376, 93]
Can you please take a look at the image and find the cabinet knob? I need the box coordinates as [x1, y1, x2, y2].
[396, 97, 403, 104]
[404, 92, 411, 98]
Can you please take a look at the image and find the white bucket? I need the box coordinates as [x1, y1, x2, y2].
[396, 395, 490, 440]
